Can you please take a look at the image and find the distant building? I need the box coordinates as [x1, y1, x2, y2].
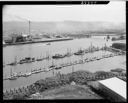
[98, 77, 126, 102]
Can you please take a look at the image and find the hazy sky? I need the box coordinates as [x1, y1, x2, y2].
[3, 1, 126, 23]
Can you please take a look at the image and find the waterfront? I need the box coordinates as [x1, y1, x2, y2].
[3, 36, 126, 91]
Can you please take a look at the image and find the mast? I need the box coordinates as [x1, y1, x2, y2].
[29, 20, 31, 36]
[3, 60, 5, 67]
[15, 56, 17, 64]
[72, 65, 74, 73]
[52, 59, 54, 66]
[10, 68, 12, 77]
[91, 42, 92, 52]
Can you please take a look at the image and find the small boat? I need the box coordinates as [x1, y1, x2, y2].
[89, 58, 94, 61]
[64, 48, 72, 57]
[36, 58, 44, 61]
[19, 57, 35, 64]
[8, 68, 18, 80]
[86, 59, 90, 62]
[34, 70, 41, 74]
[16, 72, 23, 77]
[44, 68, 50, 72]
[49, 65, 56, 68]
[79, 60, 84, 64]
[96, 57, 101, 60]
[8, 62, 17, 66]
[54, 66, 62, 70]
[23, 72, 32, 77]
[74, 49, 84, 55]
[84, 49, 89, 53]
[64, 52, 72, 57]
[8, 57, 17, 66]
[46, 43, 51, 45]
[8, 76, 17, 80]
[52, 54, 65, 59]
[49, 60, 56, 68]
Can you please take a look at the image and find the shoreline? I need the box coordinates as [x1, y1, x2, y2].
[3, 38, 73, 47]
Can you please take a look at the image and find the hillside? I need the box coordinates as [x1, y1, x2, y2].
[3, 21, 125, 37]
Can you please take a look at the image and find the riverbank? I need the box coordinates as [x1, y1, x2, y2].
[3, 68, 126, 100]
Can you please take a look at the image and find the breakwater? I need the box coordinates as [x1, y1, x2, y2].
[3, 38, 73, 46]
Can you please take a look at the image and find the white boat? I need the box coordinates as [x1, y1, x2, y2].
[23, 72, 32, 77]
[46, 43, 51, 45]
[8, 68, 18, 80]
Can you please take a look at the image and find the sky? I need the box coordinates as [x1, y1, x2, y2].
[3, 1, 126, 23]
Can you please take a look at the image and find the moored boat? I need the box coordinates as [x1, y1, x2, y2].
[8, 57, 17, 66]
[46, 43, 51, 45]
[52, 54, 65, 59]
[8, 68, 18, 80]
[8, 76, 17, 80]
[19, 57, 35, 64]
[36, 58, 44, 61]
[23, 72, 32, 77]
[54, 66, 62, 70]
[74, 49, 84, 55]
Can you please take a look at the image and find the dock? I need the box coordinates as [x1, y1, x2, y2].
[3, 38, 73, 47]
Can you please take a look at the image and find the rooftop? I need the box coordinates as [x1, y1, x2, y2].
[98, 77, 126, 99]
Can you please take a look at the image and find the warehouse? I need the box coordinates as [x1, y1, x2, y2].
[98, 77, 126, 102]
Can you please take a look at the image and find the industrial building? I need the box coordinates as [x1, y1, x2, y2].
[98, 77, 126, 102]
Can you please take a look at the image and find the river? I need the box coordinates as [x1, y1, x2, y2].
[3, 36, 126, 91]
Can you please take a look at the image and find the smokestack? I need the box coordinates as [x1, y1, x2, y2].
[29, 20, 30, 35]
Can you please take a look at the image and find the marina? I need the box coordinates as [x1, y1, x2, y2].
[3, 37, 126, 90]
